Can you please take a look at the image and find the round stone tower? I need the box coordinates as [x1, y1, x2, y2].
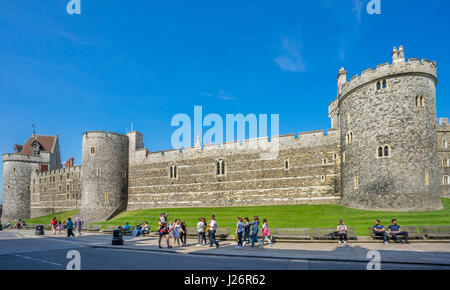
[79, 131, 129, 222]
[1, 155, 38, 221]
[331, 46, 443, 211]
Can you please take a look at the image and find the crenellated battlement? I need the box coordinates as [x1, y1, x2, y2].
[31, 165, 82, 177]
[339, 58, 436, 100]
[82, 131, 128, 142]
[134, 129, 340, 163]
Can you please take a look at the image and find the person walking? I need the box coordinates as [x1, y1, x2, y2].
[250, 216, 263, 247]
[209, 215, 219, 248]
[51, 217, 57, 235]
[180, 220, 187, 247]
[75, 217, 82, 237]
[235, 217, 244, 248]
[66, 217, 75, 237]
[158, 213, 172, 249]
[261, 218, 273, 246]
[337, 220, 348, 244]
[243, 217, 251, 246]
[196, 217, 205, 247]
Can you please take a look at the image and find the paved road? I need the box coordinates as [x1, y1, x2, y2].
[0, 231, 449, 270]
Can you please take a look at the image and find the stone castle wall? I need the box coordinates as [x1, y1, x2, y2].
[127, 130, 341, 210]
[438, 118, 450, 198]
[30, 166, 82, 218]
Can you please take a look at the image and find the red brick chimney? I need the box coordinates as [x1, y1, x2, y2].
[65, 157, 74, 168]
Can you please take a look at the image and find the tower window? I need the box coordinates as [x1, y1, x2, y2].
[376, 81, 381, 91]
[90, 147, 96, 155]
[333, 154, 338, 160]
[382, 79, 387, 89]
[96, 168, 102, 176]
[354, 176, 359, 189]
[59, 185, 62, 193]
[444, 140, 448, 149]
[7, 184, 11, 189]
[284, 160, 290, 170]
[217, 160, 225, 175]
[321, 175, 326, 181]
[169, 165, 177, 179]
[444, 176, 449, 185]
[66, 184, 70, 191]
[346, 132, 354, 144]
[425, 171, 429, 186]
[13, 168, 16, 173]
[443, 158, 449, 167]
[322, 158, 328, 165]
[377, 145, 390, 158]
[415, 95, 425, 108]
[104, 192, 109, 203]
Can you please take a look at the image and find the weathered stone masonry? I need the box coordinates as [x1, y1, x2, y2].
[1, 46, 448, 222]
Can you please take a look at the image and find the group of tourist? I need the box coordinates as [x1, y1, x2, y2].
[50, 216, 83, 237]
[234, 216, 273, 249]
[156, 213, 193, 248]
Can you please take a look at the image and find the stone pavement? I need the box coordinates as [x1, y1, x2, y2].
[5, 229, 450, 266]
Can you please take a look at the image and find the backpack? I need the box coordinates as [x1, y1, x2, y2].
[262, 228, 270, 236]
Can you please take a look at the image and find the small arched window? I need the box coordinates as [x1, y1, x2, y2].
[420, 95, 425, 107]
[376, 82, 381, 91]
[443, 158, 449, 167]
[444, 176, 449, 185]
[378, 146, 383, 157]
[284, 160, 290, 170]
[384, 146, 389, 157]
[382, 80, 387, 89]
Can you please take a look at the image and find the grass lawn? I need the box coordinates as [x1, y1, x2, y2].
[25, 210, 80, 225]
[92, 198, 450, 236]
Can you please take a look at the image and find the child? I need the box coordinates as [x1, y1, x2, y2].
[261, 218, 273, 246]
[243, 217, 251, 246]
[57, 221, 63, 234]
[235, 217, 244, 248]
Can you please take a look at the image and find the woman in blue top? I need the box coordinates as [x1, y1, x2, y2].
[249, 216, 263, 247]
[235, 217, 244, 248]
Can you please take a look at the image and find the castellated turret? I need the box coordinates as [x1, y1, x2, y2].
[329, 45, 443, 211]
[1, 135, 61, 222]
[79, 131, 129, 222]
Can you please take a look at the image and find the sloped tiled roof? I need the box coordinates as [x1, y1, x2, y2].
[18, 135, 57, 155]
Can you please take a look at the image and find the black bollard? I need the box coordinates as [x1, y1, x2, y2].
[35, 225, 44, 236]
[112, 229, 124, 245]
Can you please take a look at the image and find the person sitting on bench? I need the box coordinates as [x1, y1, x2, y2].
[337, 220, 347, 244]
[373, 220, 389, 244]
[388, 219, 409, 244]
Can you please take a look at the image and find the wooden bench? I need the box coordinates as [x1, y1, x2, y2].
[86, 224, 103, 232]
[419, 226, 450, 240]
[272, 228, 311, 241]
[102, 225, 121, 234]
[312, 227, 357, 240]
[395, 226, 424, 240]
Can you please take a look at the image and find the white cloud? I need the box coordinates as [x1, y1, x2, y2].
[274, 37, 306, 73]
[352, 0, 364, 25]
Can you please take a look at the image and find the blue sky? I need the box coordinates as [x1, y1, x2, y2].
[1, 0, 450, 202]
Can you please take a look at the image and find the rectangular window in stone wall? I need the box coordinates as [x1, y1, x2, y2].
[217, 160, 225, 175]
[90, 147, 96, 155]
[285, 160, 290, 170]
[169, 165, 177, 179]
[425, 171, 429, 186]
[97, 168, 102, 176]
[104, 192, 109, 203]
[354, 176, 359, 189]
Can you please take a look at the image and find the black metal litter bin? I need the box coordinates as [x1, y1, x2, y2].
[112, 229, 123, 245]
[35, 225, 44, 235]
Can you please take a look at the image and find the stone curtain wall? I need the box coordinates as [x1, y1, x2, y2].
[30, 166, 82, 218]
[438, 118, 450, 197]
[127, 130, 341, 210]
